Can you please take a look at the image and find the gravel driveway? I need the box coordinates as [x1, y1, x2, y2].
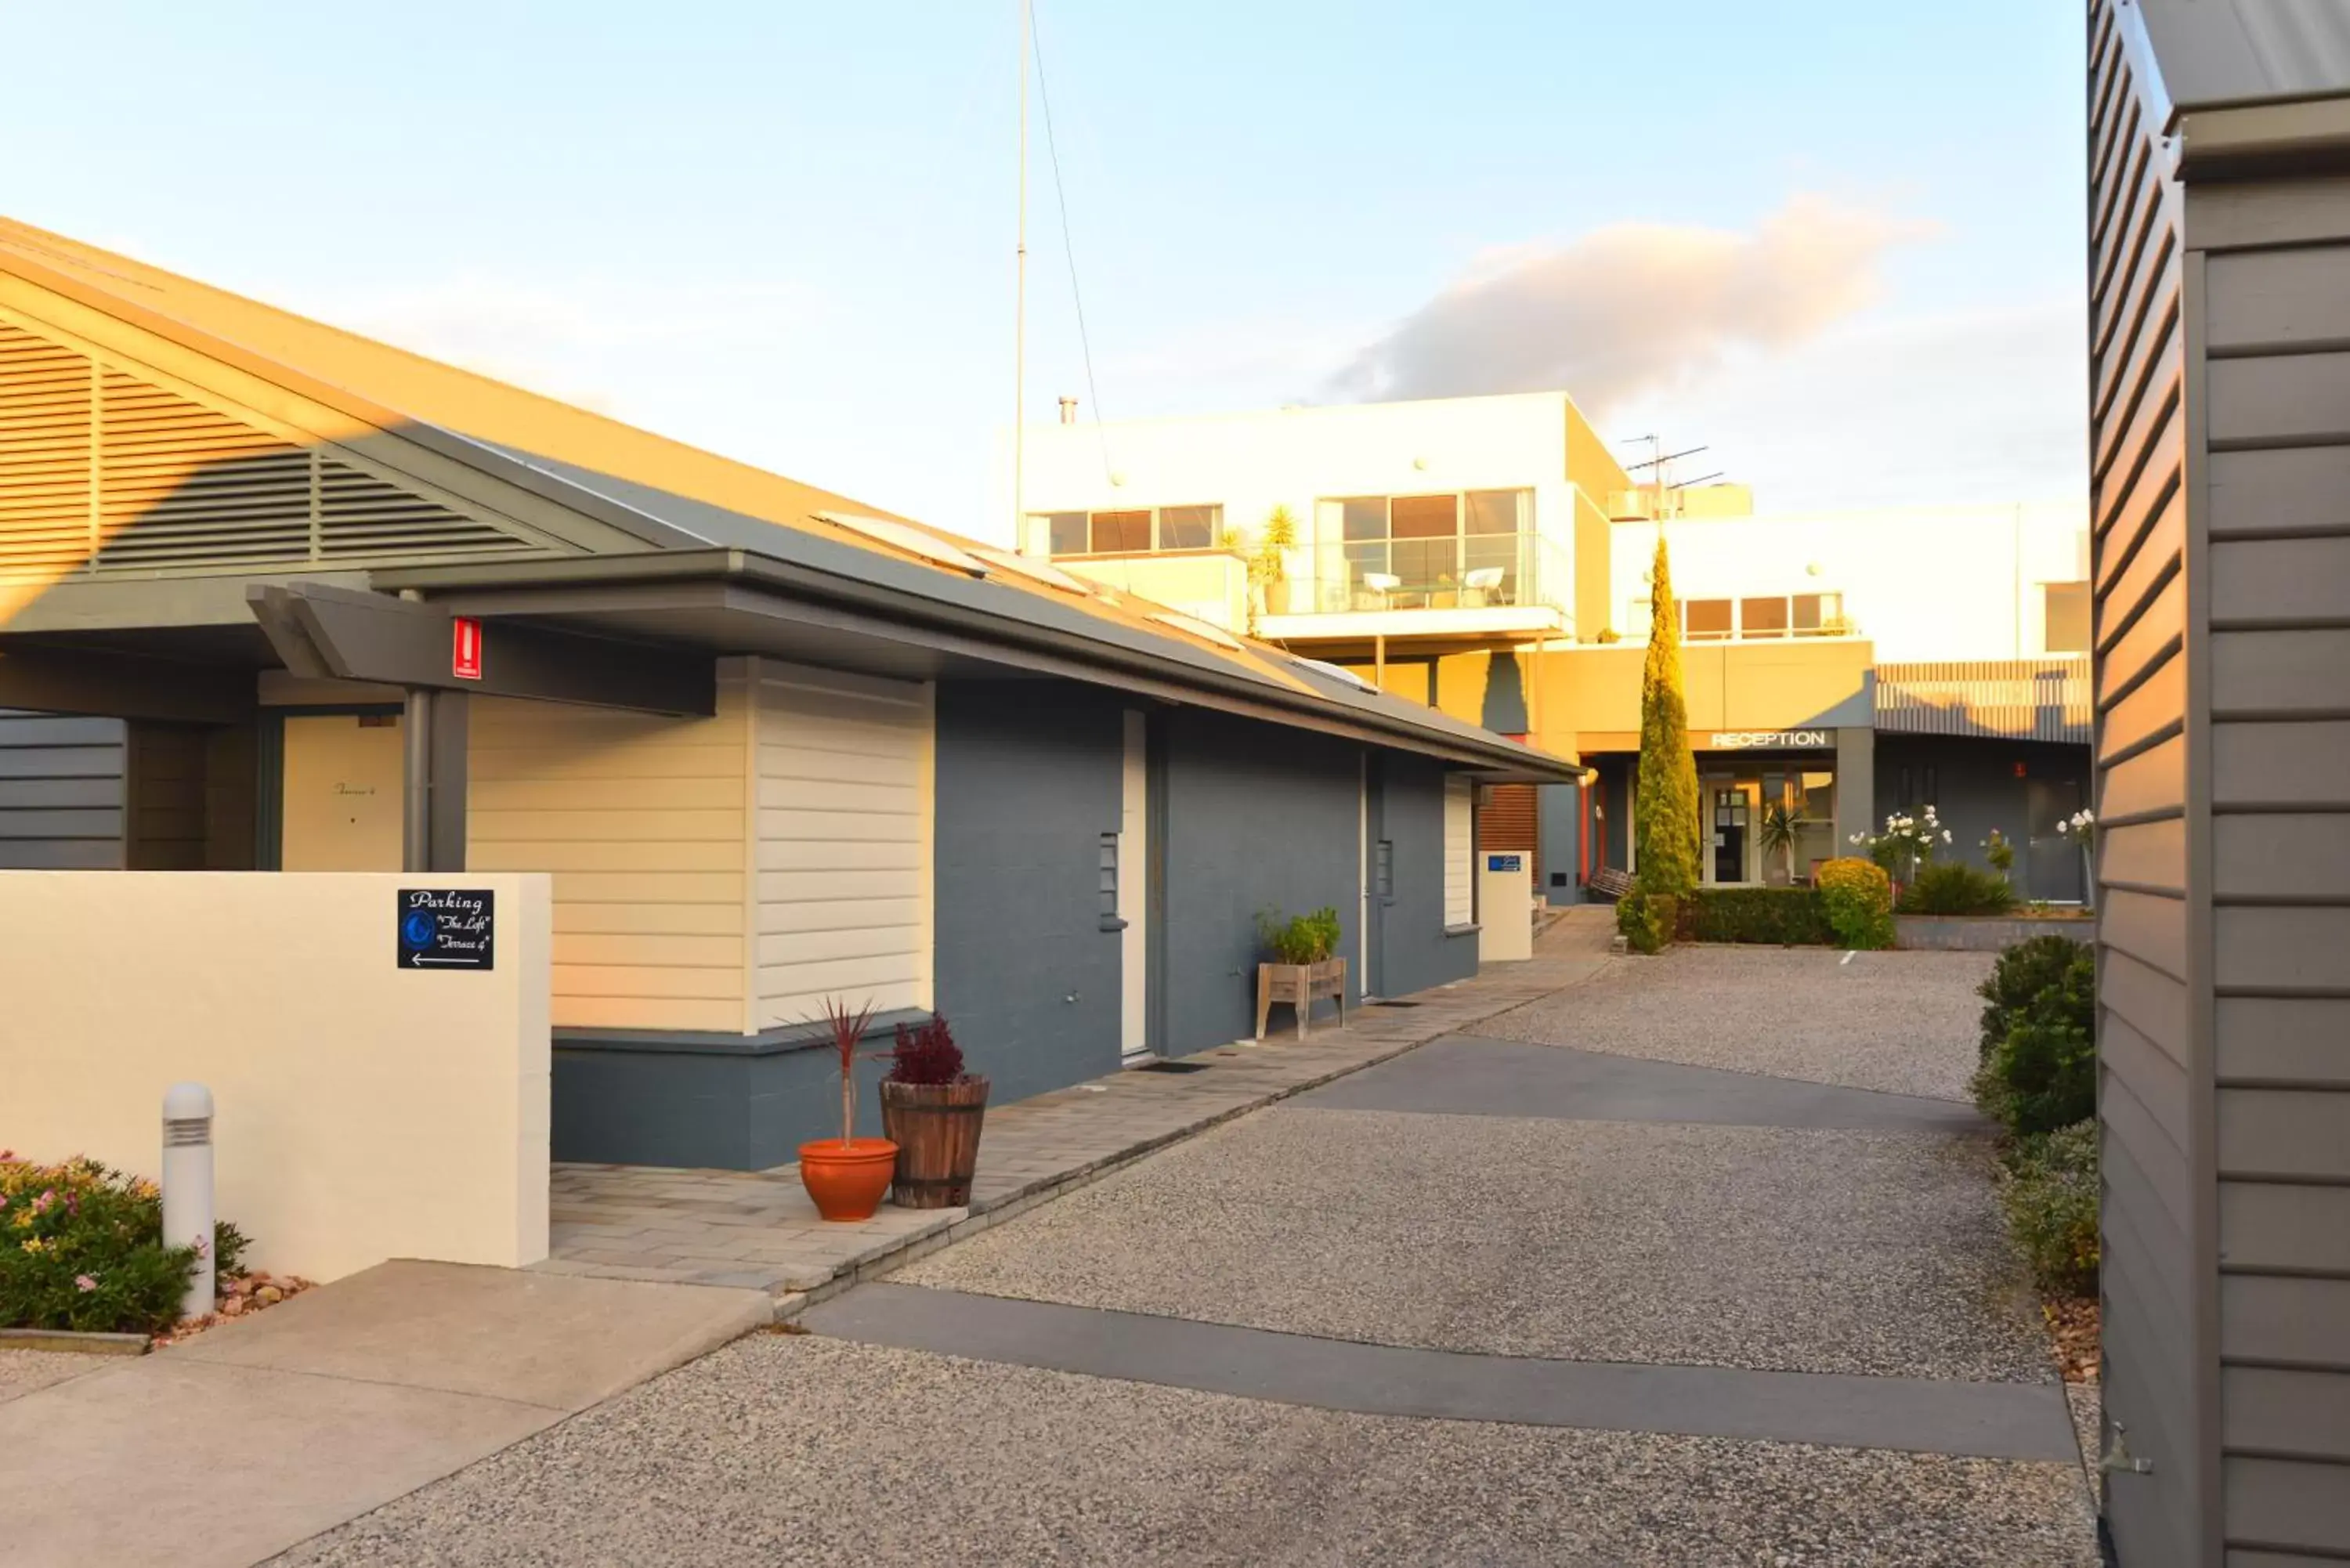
[1480, 945, 1995, 1100]
[280, 942, 2092, 1566]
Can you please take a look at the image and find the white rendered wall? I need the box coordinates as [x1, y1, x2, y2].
[1610, 501, 2092, 662]
[1014, 394, 1579, 622]
[0, 870, 551, 1281]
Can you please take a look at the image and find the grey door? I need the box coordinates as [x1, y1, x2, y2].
[1365, 760, 1389, 999]
[2024, 776, 2086, 904]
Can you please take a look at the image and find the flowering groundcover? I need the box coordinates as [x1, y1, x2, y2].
[2, 1151, 246, 1335]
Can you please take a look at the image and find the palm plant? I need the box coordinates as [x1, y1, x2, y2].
[1758, 800, 1802, 885]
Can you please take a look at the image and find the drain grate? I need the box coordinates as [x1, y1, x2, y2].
[1134, 1060, 1209, 1074]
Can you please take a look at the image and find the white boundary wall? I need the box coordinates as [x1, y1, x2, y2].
[0, 871, 551, 1281]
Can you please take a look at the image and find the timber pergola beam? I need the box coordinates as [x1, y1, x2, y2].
[0, 641, 255, 724]
[244, 582, 716, 717]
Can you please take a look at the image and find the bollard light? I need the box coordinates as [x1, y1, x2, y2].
[161, 1082, 215, 1324]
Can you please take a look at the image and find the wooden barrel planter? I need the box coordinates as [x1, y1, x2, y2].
[880, 1077, 990, 1209]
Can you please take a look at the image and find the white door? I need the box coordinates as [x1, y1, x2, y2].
[281, 714, 405, 870]
[1119, 710, 1148, 1058]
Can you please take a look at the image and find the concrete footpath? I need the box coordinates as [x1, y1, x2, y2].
[0, 1262, 771, 1568]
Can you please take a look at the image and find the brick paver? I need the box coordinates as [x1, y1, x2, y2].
[537, 910, 1616, 1300]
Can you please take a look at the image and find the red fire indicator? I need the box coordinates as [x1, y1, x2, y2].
[452, 617, 484, 681]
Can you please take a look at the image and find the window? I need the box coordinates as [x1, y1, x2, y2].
[1684, 599, 1734, 640]
[1792, 593, 1842, 634]
[1443, 775, 1474, 927]
[1158, 505, 1217, 550]
[1090, 511, 1152, 552]
[2044, 580, 2090, 653]
[1036, 505, 1225, 556]
[1740, 596, 1790, 637]
[1321, 490, 1535, 611]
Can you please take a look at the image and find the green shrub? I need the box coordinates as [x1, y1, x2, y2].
[1257, 905, 1341, 965]
[1683, 887, 1834, 945]
[1977, 934, 2091, 1060]
[1616, 890, 1677, 954]
[1999, 1121, 2100, 1296]
[1815, 857, 1894, 949]
[1, 1152, 247, 1335]
[1897, 861, 2019, 916]
[1972, 942, 2097, 1136]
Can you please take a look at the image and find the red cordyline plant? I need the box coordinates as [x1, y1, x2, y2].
[817, 995, 880, 1146]
[888, 1015, 967, 1086]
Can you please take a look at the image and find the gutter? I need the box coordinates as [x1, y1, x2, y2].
[372, 548, 1583, 782]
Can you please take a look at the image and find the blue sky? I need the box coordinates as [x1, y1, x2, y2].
[5, 2, 2084, 540]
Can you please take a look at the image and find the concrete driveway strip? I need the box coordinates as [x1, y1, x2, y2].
[804, 1283, 2081, 1461]
[0, 1260, 772, 1568]
[1300, 1033, 1990, 1130]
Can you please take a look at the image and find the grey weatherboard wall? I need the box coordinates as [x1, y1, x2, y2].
[1368, 751, 1480, 1001]
[1156, 707, 1367, 1050]
[932, 681, 1126, 1103]
[2092, 2, 2350, 1559]
[0, 711, 125, 869]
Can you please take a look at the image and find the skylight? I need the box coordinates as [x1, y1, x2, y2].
[1147, 609, 1245, 652]
[1292, 656, 1376, 693]
[818, 512, 989, 577]
[972, 546, 1091, 594]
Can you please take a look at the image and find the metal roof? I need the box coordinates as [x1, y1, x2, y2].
[2138, 0, 2350, 111]
[0, 217, 1574, 780]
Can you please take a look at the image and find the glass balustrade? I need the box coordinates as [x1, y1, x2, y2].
[1294, 531, 1571, 616]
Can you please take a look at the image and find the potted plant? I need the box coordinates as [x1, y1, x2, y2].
[1253, 905, 1347, 1039]
[1758, 800, 1801, 886]
[795, 996, 898, 1222]
[879, 1015, 989, 1209]
[1256, 505, 1298, 615]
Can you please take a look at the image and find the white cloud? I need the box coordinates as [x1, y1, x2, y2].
[1330, 194, 1935, 412]
[1611, 295, 2090, 510]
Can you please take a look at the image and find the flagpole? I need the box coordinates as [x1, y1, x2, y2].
[1012, 0, 1029, 548]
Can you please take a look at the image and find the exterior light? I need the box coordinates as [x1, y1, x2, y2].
[162, 1082, 215, 1324]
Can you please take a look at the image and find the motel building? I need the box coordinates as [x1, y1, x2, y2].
[0, 218, 1578, 1187]
[1017, 394, 2095, 902]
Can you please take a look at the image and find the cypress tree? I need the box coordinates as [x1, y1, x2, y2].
[1634, 536, 1701, 897]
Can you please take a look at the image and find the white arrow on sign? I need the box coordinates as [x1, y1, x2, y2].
[408, 952, 473, 966]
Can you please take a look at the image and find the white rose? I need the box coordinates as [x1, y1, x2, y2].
[1943, 830, 1953, 843]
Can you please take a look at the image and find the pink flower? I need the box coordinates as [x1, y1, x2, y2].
[74, 1274, 97, 1292]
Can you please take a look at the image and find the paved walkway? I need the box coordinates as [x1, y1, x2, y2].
[539, 912, 1617, 1299]
[0, 1262, 768, 1568]
[280, 940, 2097, 1566]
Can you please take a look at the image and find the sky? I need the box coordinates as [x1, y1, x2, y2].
[2, 2, 2086, 545]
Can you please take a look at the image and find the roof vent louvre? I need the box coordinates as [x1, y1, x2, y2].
[0, 317, 551, 577]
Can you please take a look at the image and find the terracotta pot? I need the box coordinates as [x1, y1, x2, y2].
[796, 1136, 898, 1222]
[880, 1077, 990, 1209]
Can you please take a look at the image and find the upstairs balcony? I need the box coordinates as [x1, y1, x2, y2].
[1263, 530, 1574, 645]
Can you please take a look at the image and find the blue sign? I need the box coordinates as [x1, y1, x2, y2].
[1485, 853, 1524, 873]
[397, 889, 496, 970]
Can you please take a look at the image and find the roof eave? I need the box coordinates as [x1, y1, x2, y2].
[372, 550, 1581, 780]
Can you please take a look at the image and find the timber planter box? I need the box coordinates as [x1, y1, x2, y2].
[1254, 957, 1348, 1040]
[880, 1077, 989, 1209]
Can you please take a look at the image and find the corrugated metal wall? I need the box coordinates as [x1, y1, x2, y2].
[2089, 3, 2209, 1563]
[1874, 657, 2092, 744]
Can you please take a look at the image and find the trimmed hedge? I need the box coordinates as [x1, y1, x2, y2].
[1971, 935, 2096, 1136]
[1815, 857, 1895, 949]
[1680, 887, 1835, 945]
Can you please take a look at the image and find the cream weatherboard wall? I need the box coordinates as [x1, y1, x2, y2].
[750, 659, 933, 1030]
[1443, 774, 1474, 927]
[465, 669, 756, 1033]
[461, 657, 937, 1035]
